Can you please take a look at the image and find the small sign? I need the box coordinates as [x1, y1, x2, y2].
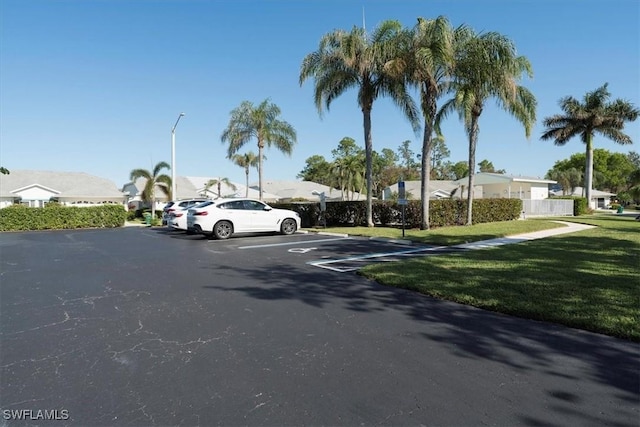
[398, 181, 405, 200]
[398, 199, 407, 205]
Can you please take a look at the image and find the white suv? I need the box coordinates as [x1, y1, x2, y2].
[187, 198, 300, 239]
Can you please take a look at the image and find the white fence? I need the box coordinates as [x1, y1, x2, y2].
[522, 199, 573, 218]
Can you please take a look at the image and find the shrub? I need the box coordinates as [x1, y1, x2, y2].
[272, 198, 521, 228]
[554, 196, 589, 216]
[0, 204, 127, 231]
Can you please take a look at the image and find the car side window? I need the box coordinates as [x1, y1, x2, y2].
[220, 201, 245, 210]
[244, 200, 266, 211]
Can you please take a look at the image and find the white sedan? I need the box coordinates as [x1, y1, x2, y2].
[187, 198, 301, 239]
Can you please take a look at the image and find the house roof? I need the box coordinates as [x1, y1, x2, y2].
[550, 187, 616, 198]
[123, 176, 200, 200]
[386, 180, 458, 195]
[453, 173, 556, 186]
[251, 180, 366, 201]
[0, 170, 125, 199]
[185, 176, 281, 201]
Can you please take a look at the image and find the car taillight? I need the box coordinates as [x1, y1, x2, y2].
[194, 211, 208, 216]
[175, 212, 183, 217]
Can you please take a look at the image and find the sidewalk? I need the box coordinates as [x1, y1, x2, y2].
[453, 221, 595, 250]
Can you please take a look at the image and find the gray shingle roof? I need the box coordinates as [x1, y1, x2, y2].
[0, 170, 125, 198]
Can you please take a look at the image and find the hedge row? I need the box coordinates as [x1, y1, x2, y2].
[273, 198, 523, 228]
[0, 204, 127, 231]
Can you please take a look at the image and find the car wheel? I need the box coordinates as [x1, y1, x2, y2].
[280, 218, 297, 235]
[213, 221, 233, 240]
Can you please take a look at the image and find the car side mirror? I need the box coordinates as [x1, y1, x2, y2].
[263, 206, 272, 211]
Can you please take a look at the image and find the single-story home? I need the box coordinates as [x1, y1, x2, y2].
[251, 180, 367, 202]
[0, 170, 127, 209]
[122, 176, 201, 211]
[453, 173, 556, 200]
[185, 176, 281, 203]
[383, 180, 475, 200]
[550, 186, 616, 209]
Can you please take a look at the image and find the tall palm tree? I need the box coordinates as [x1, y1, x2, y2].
[437, 30, 536, 225]
[221, 99, 297, 201]
[230, 152, 260, 197]
[129, 161, 172, 219]
[541, 83, 639, 204]
[204, 178, 237, 198]
[300, 20, 420, 227]
[331, 153, 365, 201]
[392, 16, 455, 229]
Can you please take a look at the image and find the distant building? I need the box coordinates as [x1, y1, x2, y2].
[453, 173, 556, 200]
[0, 170, 126, 209]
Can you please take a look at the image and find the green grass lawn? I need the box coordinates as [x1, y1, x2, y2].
[314, 219, 566, 245]
[355, 214, 639, 341]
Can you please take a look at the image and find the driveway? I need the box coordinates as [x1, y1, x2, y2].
[1, 228, 638, 426]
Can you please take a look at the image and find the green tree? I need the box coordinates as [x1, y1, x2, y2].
[230, 152, 259, 198]
[221, 99, 297, 201]
[437, 30, 536, 225]
[548, 148, 636, 192]
[430, 135, 451, 179]
[297, 154, 332, 185]
[477, 159, 506, 174]
[0, 167, 9, 175]
[449, 160, 469, 180]
[332, 152, 365, 200]
[547, 167, 582, 195]
[204, 177, 237, 198]
[541, 83, 639, 204]
[300, 20, 420, 227]
[129, 161, 172, 219]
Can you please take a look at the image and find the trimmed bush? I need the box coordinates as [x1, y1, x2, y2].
[553, 196, 589, 216]
[272, 198, 522, 228]
[0, 204, 127, 231]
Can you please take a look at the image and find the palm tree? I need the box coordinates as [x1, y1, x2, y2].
[300, 20, 420, 227]
[129, 161, 172, 219]
[221, 99, 296, 201]
[331, 153, 365, 201]
[541, 83, 639, 204]
[437, 30, 536, 225]
[230, 152, 260, 197]
[393, 16, 455, 229]
[204, 178, 237, 198]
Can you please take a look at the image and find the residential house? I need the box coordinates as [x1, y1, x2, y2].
[0, 170, 126, 208]
[452, 173, 556, 200]
[383, 180, 474, 200]
[122, 176, 200, 211]
[185, 176, 281, 203]
[550, 186, 616, 209]
[252, 180, 366, 202]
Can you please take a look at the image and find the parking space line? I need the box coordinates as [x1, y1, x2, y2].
[307, 245, 448, 271]
[238, 237, 351, 249]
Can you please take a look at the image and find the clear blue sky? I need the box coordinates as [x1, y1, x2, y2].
[1, 0, 638, 188]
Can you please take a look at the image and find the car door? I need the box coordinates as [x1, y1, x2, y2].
[244, 200, 278, 231]
[218, 200, 253, 232]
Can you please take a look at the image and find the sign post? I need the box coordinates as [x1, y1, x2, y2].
[398, 180, 406, 237]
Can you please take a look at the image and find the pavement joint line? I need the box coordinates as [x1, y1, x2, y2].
[307, 245, 448, 267]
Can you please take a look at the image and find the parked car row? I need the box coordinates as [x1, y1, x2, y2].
[164, 198, 301, 240]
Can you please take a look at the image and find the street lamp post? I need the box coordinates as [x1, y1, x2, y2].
[171, 112, 185, 199]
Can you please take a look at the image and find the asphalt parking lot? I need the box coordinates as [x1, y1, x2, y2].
[1, 227, 638, 426]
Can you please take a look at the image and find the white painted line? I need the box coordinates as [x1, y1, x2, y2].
[238, 237, 350, 250]
[307, 245, 446, 268]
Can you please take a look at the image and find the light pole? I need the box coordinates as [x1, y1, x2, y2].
[171, 112, 185, 199]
